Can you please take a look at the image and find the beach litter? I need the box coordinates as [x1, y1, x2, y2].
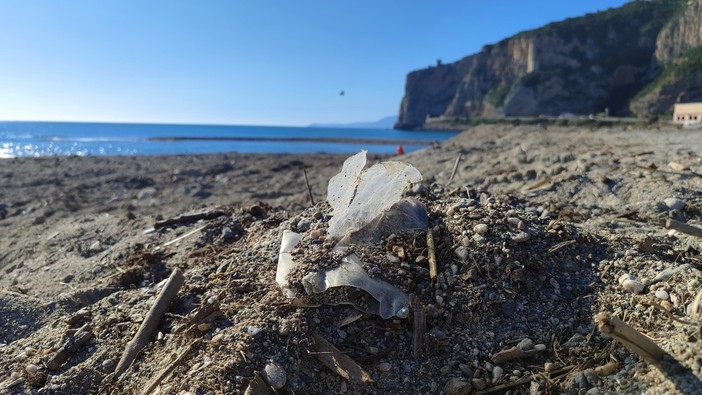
[276, 150, 428, 319]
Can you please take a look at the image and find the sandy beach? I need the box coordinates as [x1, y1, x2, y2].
[1, 125, 702, 394]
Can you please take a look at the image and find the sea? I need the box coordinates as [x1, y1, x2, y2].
[0, 121, 458, 158]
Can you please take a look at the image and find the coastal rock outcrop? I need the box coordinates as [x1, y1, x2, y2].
[396, 0, 699, 129]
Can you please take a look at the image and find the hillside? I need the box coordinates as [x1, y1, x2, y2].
[396, 0, 700, 129]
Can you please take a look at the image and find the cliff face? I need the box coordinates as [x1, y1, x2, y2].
[396, 0, 691, 129]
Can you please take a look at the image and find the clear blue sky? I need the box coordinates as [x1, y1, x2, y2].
[0, 0, 630, 126]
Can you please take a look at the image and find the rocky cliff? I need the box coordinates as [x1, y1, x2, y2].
[397, 0, 696, 129]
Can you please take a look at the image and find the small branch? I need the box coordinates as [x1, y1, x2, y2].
[141, 339, 200, 395]
[303, 168, 315, 206]
[310, 333, 373, 384]
[596, 313, 665, 366]
[45, 324, 93, 370]
[410, 294, 425, 359]
[448, 154, 462, 185]
[665, 219, 702, 238]
[426, 230, 438, 281]
[491, 346, 542, 364]
[114, 269, 185, 377]
[154, 209, 227, 230]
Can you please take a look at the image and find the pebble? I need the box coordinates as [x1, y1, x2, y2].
[473, 223, 488, 234]
[386, 254, 400, 263]
[492, 366, 504, 381]
[471, 378, 487, 390]
[454, 246, 469, 261]
[459, 363, 473, 377]
[296, 219, 312, 232]
[663, 197, 685, 211]
[512, 231, 530, 243]
[516, 338, 534, 351]
[655, 289, 669, 300]
[263, 361, 287, 389]
[583, 368, 599, 386]
[246, 326, 263, 338]
[102, 358, 116, 372]
[25, 364, 39, 375]
[544, 362, 555, 372]
[621, 278, 644, 294]
[375, 362, 392, 372]
[534, 344, 547, 351]
[444, 377, 472, 395]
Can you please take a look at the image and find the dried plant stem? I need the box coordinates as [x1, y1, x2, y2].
[448, 154, 462, 185]
[596, 313, 665, 366]
[46, 324, 93, 370]
[303, 168, 315, 206]
[114, 269, 185, 377]
[665, 219, 702, 238]
[426, 230, 437, 281]
[141, 339, 200, 395]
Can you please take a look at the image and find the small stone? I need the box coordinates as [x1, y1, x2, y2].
[583, 368, 599, 386]
[575, 371, 588, 389]
[386, 254, 400, 263]
[137, 187, 156, 200]
[340, 381, 347, 393]
[492, 366, 504, 381]
[25, 364, 39, 375]
[297, 219, 312, 232]
[440, 365, 453, 374]
[263, 361, 287, 389]
[663, 197, 685, 211]
[415, 255, 427, 264]
[444, 377, 472, 395]
[501, 300, 516, 317]
[655, 289, 669, 300]
[89, 240, 101, 252]
[471, 378, 487, 390]
[246, 326, 263, 337]
[618, 273, 635, 285]
[473, 223, 488, 234]
[622, 278, 644, 294]
[512, 231, 530, 243]
[102, 358, 116, 372]
[516, 338, 534, 351]
[534, 344, 547, 351]
[544, 362, 555, 373]
[459, 364, 473, 377]
[563, 333, 586, 349]
[454, 246, 469, 261]
[375, 362, 391, 372]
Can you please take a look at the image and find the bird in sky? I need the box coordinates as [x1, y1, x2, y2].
[339, 90, 345, 96]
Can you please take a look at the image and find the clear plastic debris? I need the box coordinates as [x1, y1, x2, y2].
[275, 151, 429, 319]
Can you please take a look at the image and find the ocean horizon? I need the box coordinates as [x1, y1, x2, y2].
[0, 121, 458, 158]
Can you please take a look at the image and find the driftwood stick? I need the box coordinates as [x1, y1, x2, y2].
[303, 168, 315, 206]
[46, 324, 93, 370]
[114, 269, 185, 377]
[448, 154, 462, 185]
[665, 219, 702, 238]
[426, 230, 438, 281]
[154, 210, 227, 230]
[410, 294, 425, 359]
[140, 339, 200, 395]
[491, 346, 541, 364]
[596, 313, 665, 366]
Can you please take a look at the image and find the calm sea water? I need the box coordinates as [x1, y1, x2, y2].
[0, 122, 458, 157]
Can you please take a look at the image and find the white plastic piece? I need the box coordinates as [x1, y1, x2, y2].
[301, 254, 409, 319]
[327, 150, 427, 244]
[276, 230, 303, 298]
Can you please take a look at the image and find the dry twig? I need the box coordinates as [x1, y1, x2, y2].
[448, 154, 462, 185]
[303, 167, 315, 206]
[426, 230, 437, 281]
[154, 209, 227, 230]
[596, 313, 665, 366]
[141, 339, 200, 395]
[665, 219, 702, 238]
[410, 294, 425, 359]
[310, 333, 372, 384]
[114, 269, 185, 377]
[46, 323, 93, 370]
